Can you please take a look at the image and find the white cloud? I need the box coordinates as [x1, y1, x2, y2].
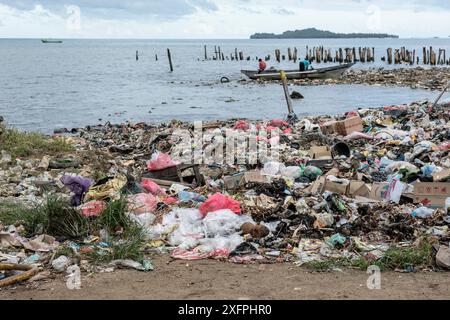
[0, 1, 449, 38]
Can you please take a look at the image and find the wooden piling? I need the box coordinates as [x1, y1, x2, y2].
[167, 48, 173, 72]
[155, 54, 158, 61]
[136, 50, 139, 61]
[288, 48, 292, 61]
[387, 48, 393, 64]
[423, 47, 427, 64]
[204, 45, 207, 60]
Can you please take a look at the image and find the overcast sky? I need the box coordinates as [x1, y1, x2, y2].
[0, 0, 449, 38]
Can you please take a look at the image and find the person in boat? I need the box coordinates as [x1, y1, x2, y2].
[258, 58, 267, 73]
[299, 58, 311, 71]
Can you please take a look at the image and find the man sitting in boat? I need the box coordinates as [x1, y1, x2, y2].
[299, 58, 311, 71]
[258, 59, 267, 73]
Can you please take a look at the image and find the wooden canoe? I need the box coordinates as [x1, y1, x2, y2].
[241, 63, 355, 80]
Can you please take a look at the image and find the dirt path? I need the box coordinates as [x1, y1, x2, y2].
[1, 255, 449, 300]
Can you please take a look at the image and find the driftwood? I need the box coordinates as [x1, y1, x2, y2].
[0, 263, 39, 287]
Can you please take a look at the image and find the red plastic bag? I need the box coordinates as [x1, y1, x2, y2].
[163, 196, 178, 205]
[234, 120, 249, 131]
[199, 193, 241, 217]
[81, 201, 107, 217]
[141, 178, 166, 196]
[147, 153, 178, 171]
[269, 119, 289, 128]
[127, 193, 157, 214]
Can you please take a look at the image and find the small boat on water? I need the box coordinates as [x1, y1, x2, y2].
[41, 39, 63, 44]
[241, 63, 355, 81]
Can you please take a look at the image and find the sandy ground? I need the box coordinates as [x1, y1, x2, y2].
[1, 254, 449, 300]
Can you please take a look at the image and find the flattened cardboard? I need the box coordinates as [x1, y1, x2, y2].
[432, 169, 450, 182]
[349, 181, 371, 198]
[309, 146, 332, 160]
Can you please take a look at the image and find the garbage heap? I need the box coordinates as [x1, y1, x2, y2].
[275, 67, 449, 91]
[1, 100, 449, 285]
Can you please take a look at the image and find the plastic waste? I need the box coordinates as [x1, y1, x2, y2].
[412, 206, 434, 219]
[269, 119, 289, 128]
[178, 191, 206, 203]
[199, 193, 241, 217]
[52, 255, 69, 272]
[303, 166, 323, 180]
[326, 234, 346, 247]
[262, 161, 282, 176]
[60, 175, 92, 206]
[234, 120, 249, 131]
[280, 166, 302, 180]
[129, 212, 156, 228]
[85, 174, 127, 201]
[81, 200, 107, 217]
[147, 152, 178, 171]
[127, 193, 157, 214]
[421, 164, 437, 176]
[141, 178, 166, 196]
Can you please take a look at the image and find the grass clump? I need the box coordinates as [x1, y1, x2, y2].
[96, 197, 131, 233]
[304, 240, 434, 272]
[87, 223, 146, 264]
[0, 195, 89, 238]
[0, 125, 74, 159]
[381, 241, 433, 270]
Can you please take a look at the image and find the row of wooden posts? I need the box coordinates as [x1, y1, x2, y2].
[201, 45, 450, 65]
[136, 45, 450, 72]
[384, 47, 449, 65]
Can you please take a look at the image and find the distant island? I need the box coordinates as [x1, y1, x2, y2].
[250, 28, 399, 39]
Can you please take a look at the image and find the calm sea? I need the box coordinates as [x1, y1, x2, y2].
[0, 38, 449, 133]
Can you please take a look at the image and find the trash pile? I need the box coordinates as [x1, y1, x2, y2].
[1, 99, 450, 287]
[242, 67, 450, 91]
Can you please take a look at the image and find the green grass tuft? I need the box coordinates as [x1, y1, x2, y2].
[0, 125, 74, 159]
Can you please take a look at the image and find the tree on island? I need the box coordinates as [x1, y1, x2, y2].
[250, 27, 399, 39]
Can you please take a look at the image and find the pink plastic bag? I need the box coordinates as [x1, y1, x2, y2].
[147, 153, 178, 171]
[81, 201, 107, 217]
[127, 193, 157, 214]
[269, 119, 289, 128]
[234, 120, 250, 131]
[199, 193, 241, 217]
[141, 178, 166, 195]
[344, 132, 374, 141]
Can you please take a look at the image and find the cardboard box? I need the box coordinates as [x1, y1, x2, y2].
[349, 181, 371, 198]
[309, 146, 332, 160]
[320, 121, 338, 135]
[369, 182, 390, 201]
[325, 180, 349, 195]
[335, 116, 363, 136]
[406, 182, 450, 208]
[310, 177, 369, 197]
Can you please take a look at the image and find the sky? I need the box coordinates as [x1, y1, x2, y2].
[0, 0, 449, 38]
